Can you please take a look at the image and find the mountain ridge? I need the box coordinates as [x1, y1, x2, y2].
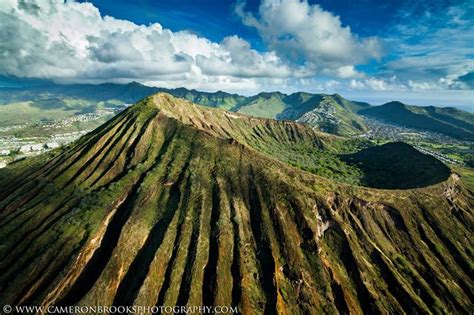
[0, 93, 472, 313]
[1, 81, 472, 138]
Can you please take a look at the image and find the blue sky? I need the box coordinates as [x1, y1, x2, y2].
[0, 0, 473, 109]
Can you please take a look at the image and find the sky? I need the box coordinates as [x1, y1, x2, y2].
[0, 0, 473, 110]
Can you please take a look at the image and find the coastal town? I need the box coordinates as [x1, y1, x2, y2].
[359, 118, 472, 166]
[0, 106, 126, 167]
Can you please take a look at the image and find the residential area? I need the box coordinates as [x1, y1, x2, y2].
[0, 106, 126, 167]
[360, 118, 473, 166]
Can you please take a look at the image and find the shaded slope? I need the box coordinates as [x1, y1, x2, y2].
[113, 95, 450, 189]
[341, 142, 451, 189]
[0, 94, 472, 314]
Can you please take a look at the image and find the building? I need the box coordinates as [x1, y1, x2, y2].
[46, 142, 60, 149]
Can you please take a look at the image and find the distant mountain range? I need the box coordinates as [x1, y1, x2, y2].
[1, 93, 471, 313]
[0, 82, 472, 140]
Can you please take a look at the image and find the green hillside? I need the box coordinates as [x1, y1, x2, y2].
[0, 83, 244, 109]
[360, 101, 474, 140]
[276, 94, 369, 135]
[230, 92, 287, 118]
[0, 99, 108, 127]
[1, 83, 473, 139]
[0, 94, 472, 313]
[228, 92, 370, 136]
[169, 88, 245, 110]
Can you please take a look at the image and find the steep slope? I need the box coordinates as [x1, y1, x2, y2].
[283, 92, 314, 105]
[360, 101, 474, 140]
[142, 94, 450, 188]
[0, 93, 472, 314]
[229, 92, 369, 136]
[277, 94, 369, 135]
[3, 82, 473, 139]
[230, 92, 287, 118]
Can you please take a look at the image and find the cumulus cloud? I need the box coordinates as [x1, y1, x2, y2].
[195, 35, 293, 78]
[0, 0, 190, 81]
[0, 0, 383, 92]
[0, 0, 296, 92]
[0, 0, 470, 101]
[236, 0, 382, 72]
[337, 65, 363, 79]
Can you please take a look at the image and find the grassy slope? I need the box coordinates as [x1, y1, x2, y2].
[0, 94, 472, 314]
[231, 92, 287, 118]
[276, 94, 369, 136]
[451, 165, 474, 191]
[4, 84, 472, 140]
[5, 84, 366, 137]
[142, 94, 373, 186]
[170, 88, 246, 110]
[228, 92, 369, 136]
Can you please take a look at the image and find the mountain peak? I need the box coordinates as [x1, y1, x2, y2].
[0, 92, 471, 314]
[1, 78, 473, 315]
[150, 92, 180, 104]
[255, 91, 285, 99]
[143, 92, 322, 145]
[142, 93, 198, 121]
[383, 100, 407, 108]
[127, 81, 145, 87]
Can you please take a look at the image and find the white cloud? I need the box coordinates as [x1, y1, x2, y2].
[0, 0, 381, 93]
[236, 0, 382, 71]
[0, 0, 470, 104]
[347, 75, 471, 93]
[0, 0, 295, 92]
[337, 65, 362, 79]
[349, 79, 365, 89]
[348, 77, 404, 91]
[382, 2, 474, 89]
[364, 78, 391, 91]
[407, 80, 439, 90]
[195, 35, 293, 78]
